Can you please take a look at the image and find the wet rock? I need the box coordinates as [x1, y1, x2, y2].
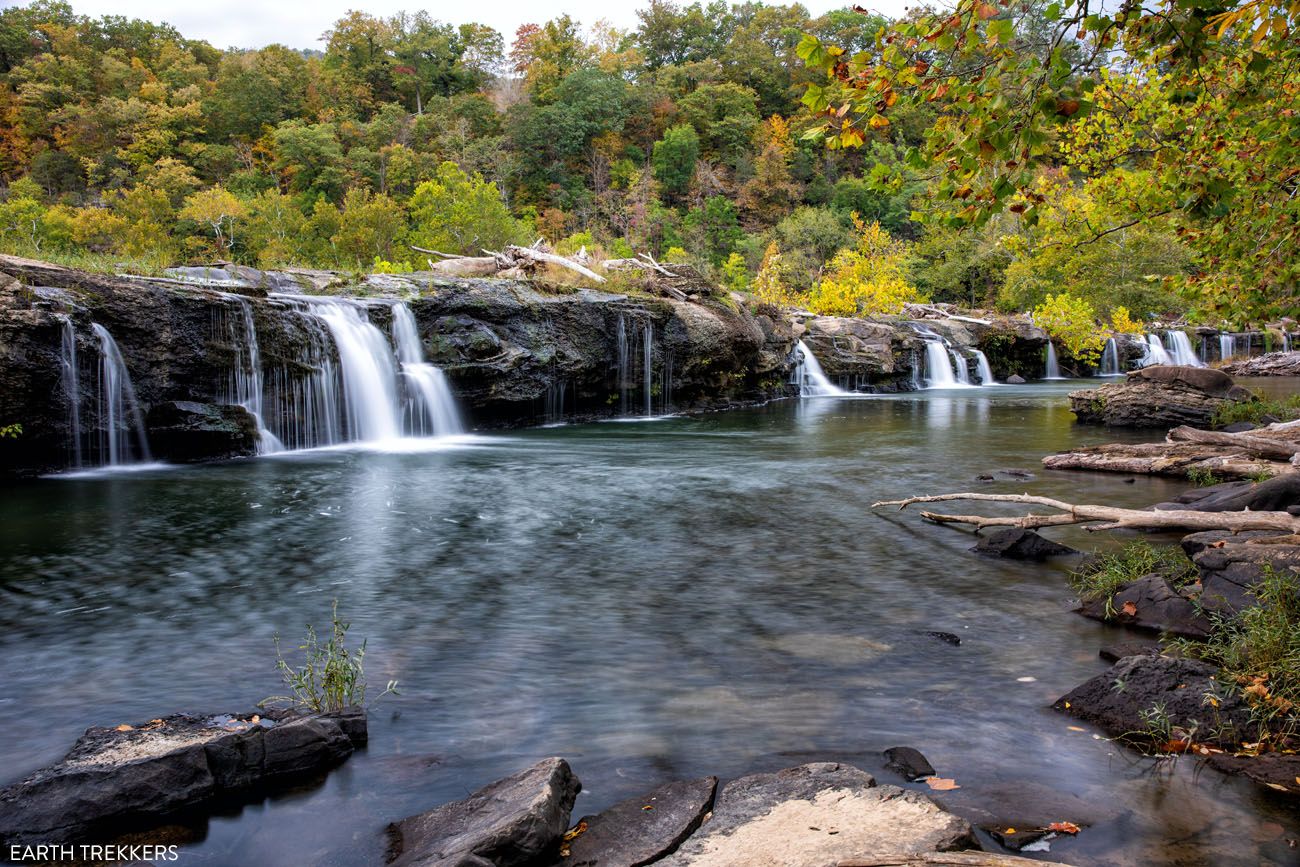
[976, 474, 995, 482]
[1068, 365, 1255, 428]
[562, 776, 717, 867]
[1221, 351, 1300, 377]
[1076, 574, 1211, 638]
[145, 401, 257, 462]
[995, 468, 1035, 479]
[0, 709, 364, 848]
[988, 827, 1054, 851]
[1054, 655, 1257, 747]
[1205, 752, 1300, 796]
[1180, 530, 1300, 614]
[1098, 641, 1159, 663]
[386, 757, 580, 867]
[971, 528, 1079, 561]
[882, 747, 935, 781]
[1006, 374, 1026, 384]
[657, 763, 974, 867]
[1220, 421, 1258, 433]
[1163, 475, 1300, 514]
[923, 631, 961, 646]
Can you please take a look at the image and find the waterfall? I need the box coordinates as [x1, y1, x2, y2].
[218, 296, 283, 453]
[972, 349, 996, 384]
[948, 348, 971, 385]
[1164, 330, 1204, 367]
[91, 323, 151, 466]
[1219, 333, 1238, 361]
[1143, 334, 1173, 366]
[1285, 333, 1292, 353]
[391, 303, 463, 436]
[1044, 341, 1063, 379]
[910, 350, 922, 390]
[1199, 336, 1208, 363]
[59, 317, 83, 468]
[616, 315, 629, 415]
[792, 341, 846, 396]
[922, 340, 958, 388]
[661, 352, 674, 414]
[1098, 338, 1120, 376]
[643, 321, 653, 416]
[313, 302, 402, 442]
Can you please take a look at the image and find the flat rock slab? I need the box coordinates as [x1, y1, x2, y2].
[387, 756, 580, 867]
[563, 776, 718, 867]
[1053, 655, 1257, 748]
[0, 708, 364, 847]
[657, 763, 973, 867]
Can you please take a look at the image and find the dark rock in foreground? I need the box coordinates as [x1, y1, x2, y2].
[1068, 365, 1255, 428]
[1053, 655, 1259, 747]
[1205, 752, 1300, 795]
[971, 528, 1079, 561]
[0, 708, 365, 848]
[656, 762, 974, 866]
[1180, 530, 1300, 614]
[146, 400, 257, 462]
[1076, 573, 1211, 638]
[386, 756, 580, 867]
[883, 746, 936, 781]
[562, 776, 717, 867]
[1163, 474, 1300, 514]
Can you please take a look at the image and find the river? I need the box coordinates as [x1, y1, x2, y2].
[1, 381, 1296, 865]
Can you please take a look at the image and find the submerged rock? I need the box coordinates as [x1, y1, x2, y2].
[562, 776, 717, 867]
[0, 708, 365, 848]
[386, 757, 580, 867]
[1076, 573, 1211, 638]
[656, 762, 973, 867]
[882, 746, 936, 781]
[971, 528, 1079, 561]
[1068, 365, 1255, 428]
[145, 401, 257, 462]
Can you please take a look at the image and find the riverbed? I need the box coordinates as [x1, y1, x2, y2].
[1, 381, 1296, 865]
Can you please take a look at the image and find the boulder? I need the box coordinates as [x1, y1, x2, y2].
[1168, 474, 1300, 514]
[1005, 374, 1026, 384]
[1221, 351, 1300, 377]
[1054, 655, 1258, 747]
[1076, 573, 1211, 638]
[1180, 530, 1300, 614]
[971, 528, 1079, 561]
[145, 401, 258, 462]
[0, 708, 364, 847]
[386, 757, 580, 867]
[882, 747, 936, 782]
[562, 776, 717, 867]
[1068, 365, 1255, 428]
[656, 763, 973, 867]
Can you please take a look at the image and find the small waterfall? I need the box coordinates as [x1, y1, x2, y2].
[218, 296, 283, 453]
[949, 348, 971, 385]
[972, 349, 996, 384]
[1164, 330, 1203, 367]
[91, 323, 151, 466]
[661, 352, 674, 414]
[1098, 338, 1120, 376]
[792, 340, 846, 396]
[922, 340, 958, 388]
[544, 379, 567, 424]
[392, 303, 463, 436]
[59, 316, 83, 467]
[1219, 333, 1237, 361]
[643, 321, 653, 416]
[314, 302, 402, 442]
[910, 350, 921, 390]
[1285, 333, 1292, 353]
[1044, 341, 1063, 379]
[616, 315, 629, 415]
[1143, 334, 1173, 366]
[1199, 336, 1209, 363]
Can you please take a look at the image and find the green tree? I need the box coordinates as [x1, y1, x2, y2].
[408, 161, 527, 255]
[651, 124, 699, 203]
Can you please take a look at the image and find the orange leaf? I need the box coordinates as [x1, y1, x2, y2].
[1048, 821, 1081, 835]
[114, 724, 133, 731]
[976, 3, 999, 19]
[868, 114, 891, 129]
[926, 777, 960, 791]
[1121, 600, 1138, 616]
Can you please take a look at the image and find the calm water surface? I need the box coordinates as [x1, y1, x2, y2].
[2, 381, 1297, 866]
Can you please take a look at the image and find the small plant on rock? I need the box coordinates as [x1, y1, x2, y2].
[1186, 467, 1223, 487]
[1070, 540, 1197, 612]
[261, 600, 397, 713]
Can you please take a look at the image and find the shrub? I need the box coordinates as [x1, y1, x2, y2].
[1033, 292, 1107, 366]
[1110, 306, 1145, 335]
[261, 600, 397, 713]
[1070, 541, 1197, 610]
[806, 218, 924, 317]
[750, 241, 801, 307]
[1210, 392, 1300, 428]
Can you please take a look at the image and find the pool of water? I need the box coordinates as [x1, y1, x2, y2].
[2, 381, 1297, 865]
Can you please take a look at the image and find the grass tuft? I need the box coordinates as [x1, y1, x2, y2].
[1070, 540, 1197, 606]
[1211, 392, 1300, 428]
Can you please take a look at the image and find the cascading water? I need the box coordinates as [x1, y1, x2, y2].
[949, 348, 971, 385]
[972, 349, 996, 384]
[313, 302, 402, 442]
[1098, 338, 1120, 376]
[90, 323, 151, 466]
[922, 340, 958, 388]
[643, 322, 653, 417]
[59, 316, 82, 467]
[1044, 341, 1063, 379]
[1285, 333, 1292, 353]
[661, 352, 674, 414]
[1164, 330, 1203, 367]
[910, 350, 922, 390]
[792, 341, 846, 396]
[391, 304, 463, 436]
[616, 315, 629, 415]
[1143, 334, 1173, 366]
[217, 296, 283, 453]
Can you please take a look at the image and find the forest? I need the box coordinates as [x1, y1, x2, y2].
[0, 0, 1295, 334]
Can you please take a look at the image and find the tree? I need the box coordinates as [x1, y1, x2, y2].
[509, 16, 595, 102]
[408, 161, 527, 256]
[651, 124, 699, 202]
[806, 219, 924, 317]
[179, 186, 246, 256]
[678, 82, 760, 166]
[272, 122, 347, 201]
[331, 188, 406, 267]
[1032, 292, 1106, 366]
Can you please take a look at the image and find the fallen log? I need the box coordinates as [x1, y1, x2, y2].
[495, 244, 606, 284]
[1167, 425, 1300, 460]
[1041, 441, 1288, 479]
[871, 492, 1300, 533]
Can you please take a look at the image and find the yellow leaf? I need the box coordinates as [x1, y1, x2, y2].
[1067, 726, 1086, 732]
[114, 724, 133, 731]
[926, 777, 960, 791]
[868, 114, 891, 130]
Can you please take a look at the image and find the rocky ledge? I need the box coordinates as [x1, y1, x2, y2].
[1068, 365, 1255, 428]
[1222, 351, 1300, 377]
[0, 707, 365, 848]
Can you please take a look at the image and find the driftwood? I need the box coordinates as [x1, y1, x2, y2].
[1041, 441, 1290, 479]
[840, 853, 1069, 867]
[409, 243, 606, 283]
[903, 302, 993, 326]
[1167, 425, 1300, 460]
[871, 492, 1300, 533]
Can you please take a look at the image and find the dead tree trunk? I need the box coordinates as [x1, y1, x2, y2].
[871, 492, 1300, 533]
[1166, 425, 1300, 460]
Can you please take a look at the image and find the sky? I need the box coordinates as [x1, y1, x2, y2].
[4, 1, 913, 51]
